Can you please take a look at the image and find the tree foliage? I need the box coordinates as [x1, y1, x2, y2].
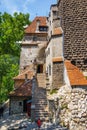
[0, 12, 30, 56]
[0, 54, 19, 103]
[0, 12, 30, 104]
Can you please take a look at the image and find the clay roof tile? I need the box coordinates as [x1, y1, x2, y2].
[9, 81, 32, 97]
[65, 60, 87, 86]
[53, 27, 63, 35]
[25, 16, 47, 34]
[13, 70, 34, 80]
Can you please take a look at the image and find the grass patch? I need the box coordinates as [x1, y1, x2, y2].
[50, 89, 58, 94]
[61, 103, 68, 109]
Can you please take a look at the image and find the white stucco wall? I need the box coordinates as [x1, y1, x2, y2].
[52, 36, 63, 57]
[46, 40, 53, 86]
[20, 40, 47, 70]
[46, 35, 63, 88]
[64, 65, 71, 89]
[20, 45, 38, 69]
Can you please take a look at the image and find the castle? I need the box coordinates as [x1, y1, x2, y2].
[9, 1, 87, 129]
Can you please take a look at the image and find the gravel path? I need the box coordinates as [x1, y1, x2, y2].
[0, 109, 68, 130]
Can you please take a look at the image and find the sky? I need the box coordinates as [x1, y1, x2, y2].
[0, 0, 57, 20]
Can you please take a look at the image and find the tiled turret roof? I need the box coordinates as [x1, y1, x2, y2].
[25, 16, 47, 34]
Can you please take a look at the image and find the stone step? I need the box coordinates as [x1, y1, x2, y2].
[35, 114, 49, 118]
[35, 104, 47, 107]
[35, 110, 48, 114]
[35, 101, 48, 104]
[35, 103, 47, 106]
[35, 98, 47, 100]
[37, 77, 46, 79]
[35, 99, 47, 101]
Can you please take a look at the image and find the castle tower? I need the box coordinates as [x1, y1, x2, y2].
[20, 17, 48, 73]
[46, 4, 64, 90]
[57, 0, 87, 73]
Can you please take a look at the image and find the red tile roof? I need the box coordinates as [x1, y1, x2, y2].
[13, 70, 34, 80]
[25, 17, 47, 34]
[53, 27, 63, 35]
[65, 60, 87, 86]
[52, 57, 63, 62]
[9, 80, 32, 97]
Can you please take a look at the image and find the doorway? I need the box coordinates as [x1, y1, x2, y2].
[37, 64, 43, 73]
[23, 99, 27, 112]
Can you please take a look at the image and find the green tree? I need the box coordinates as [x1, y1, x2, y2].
[0, 54, 19, 103]
[0, 12, 31, 103]
[0, 12, 30, 56]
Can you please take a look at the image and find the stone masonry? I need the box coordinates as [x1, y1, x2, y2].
[53, 62, 64, 89]
[57, 86, 87, 130]
[57, 0, 87, 71]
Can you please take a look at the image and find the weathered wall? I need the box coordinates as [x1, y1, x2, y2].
[58, 86, 87, 130]
[20, 41, 47, 71]
[46, 39, 53, 87]
[48, 5, 58, 38]
[10, 97, 25, 114]
[58, 0, 87, 71]
[52, 36, 63, 57]
[10, 96, 30, 114]
[46, 35, 63, 88]
[53, 62, 64, 89]
[20, 44, 38, 69]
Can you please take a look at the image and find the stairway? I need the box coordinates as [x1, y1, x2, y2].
[34, 87, 49, 121]
[37, 73, 46, 88]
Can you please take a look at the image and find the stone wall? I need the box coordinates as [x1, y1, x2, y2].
[52, 62, 64, 89]
[46, 35, 63, 89]
[58, 0, 87, 71]
[23, 35, 47, 41]
[20, 41, 47, 71]
[10, 97, 28, 114]
[58, 86, 87, 130]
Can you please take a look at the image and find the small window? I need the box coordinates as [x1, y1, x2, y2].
[33, 36, 37, 41]
[19, 102, 22, 106]
[84, 59, 87, 65]
[49, 65, 51, 75]
[71, 60, 76, 66]
[53, 11, 57, 16]
[39, 26, 48, 32]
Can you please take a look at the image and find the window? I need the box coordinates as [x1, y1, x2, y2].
[53, 11, 57, 16]
[49, 65, 51, 75]
[84, 59, 87, 65]
[33, 36, 37, 41]
[19, 102, 22, 106]
[39, 26, 48, 32]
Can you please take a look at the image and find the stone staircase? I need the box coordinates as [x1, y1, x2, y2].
[37, 73, 46, 88]
[34, 86, 49, 121]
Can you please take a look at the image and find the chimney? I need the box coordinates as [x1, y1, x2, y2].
[36, 20, 40, 32]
